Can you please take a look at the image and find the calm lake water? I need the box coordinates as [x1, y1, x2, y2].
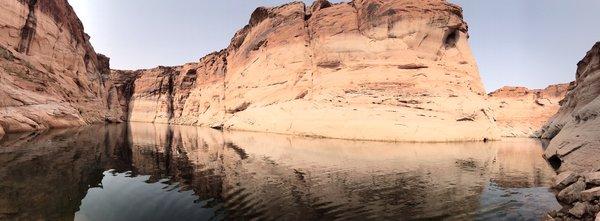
[0, 123, 559, 221]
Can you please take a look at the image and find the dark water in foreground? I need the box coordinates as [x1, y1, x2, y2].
[0, 123, 559, 221]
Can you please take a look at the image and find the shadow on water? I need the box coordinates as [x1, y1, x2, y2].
[0, 123, 560, 220]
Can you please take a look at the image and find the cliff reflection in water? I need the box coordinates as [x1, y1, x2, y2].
[0, 123, 559, 220]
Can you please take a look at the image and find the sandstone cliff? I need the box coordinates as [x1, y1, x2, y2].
[489, 84, 569, 137]
[541, 42, 600, 172]
[0, 0, 124, 137]
[1, 0, 568, 142]
[116, 0, 501, 142]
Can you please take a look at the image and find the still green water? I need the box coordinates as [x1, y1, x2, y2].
[0, 123, 559, 220]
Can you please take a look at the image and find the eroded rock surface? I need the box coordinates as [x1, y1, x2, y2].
[489, 84, 569, 137]
[541, 42, 600, 172]
[118, 0, 500, 142]
[0, 0, 124, 136]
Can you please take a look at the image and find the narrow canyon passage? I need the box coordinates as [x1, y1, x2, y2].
[1, 0, 599, 220]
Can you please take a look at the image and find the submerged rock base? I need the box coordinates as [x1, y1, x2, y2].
[547, 171, 600, 221]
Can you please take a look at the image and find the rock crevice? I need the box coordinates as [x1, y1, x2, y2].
[17, 0, 37, 54]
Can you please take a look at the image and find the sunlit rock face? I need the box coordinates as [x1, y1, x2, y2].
[488, 84, 569, 138]
[542, 42, 600, 173]
[120, 0, 500, 142]
[0, 0, 124, 136]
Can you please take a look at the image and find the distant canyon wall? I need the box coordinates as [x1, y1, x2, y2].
[541, 42, 600, 173]
[0, 0, 569, 142]
[488, 84, 569, 138]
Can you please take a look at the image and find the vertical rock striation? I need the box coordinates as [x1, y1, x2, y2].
[17, 0, 36, 54]
[123, 50, 227, 127]
[541, 42, 600, 173]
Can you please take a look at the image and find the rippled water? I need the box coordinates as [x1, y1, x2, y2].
[0, 123, 559, 220]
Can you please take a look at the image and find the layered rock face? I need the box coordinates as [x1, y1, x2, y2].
[0, 0, 124, 137]
[489, 84, 569, 137]
[541, 42, 600, 173]
[121, 0, 500, 142]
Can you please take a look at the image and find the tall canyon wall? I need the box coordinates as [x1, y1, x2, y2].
[0, 0, 571, 142]
[116, 0, 501, 142]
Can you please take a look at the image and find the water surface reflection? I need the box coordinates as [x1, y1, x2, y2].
[0, 123, 559, 220]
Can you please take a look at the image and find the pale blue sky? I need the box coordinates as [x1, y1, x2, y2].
[69, 0, 600, 91]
